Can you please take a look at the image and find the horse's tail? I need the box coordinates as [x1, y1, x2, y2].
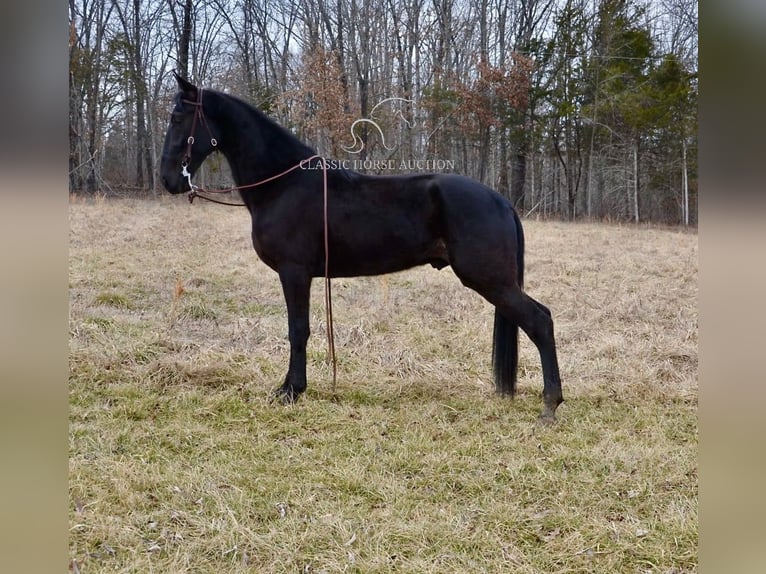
[512, 207, 525, 289]
[492, 207, 524, 396]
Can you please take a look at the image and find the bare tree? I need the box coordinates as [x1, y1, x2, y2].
[509, 0, 555, 209]
[69, 0, 116, 193]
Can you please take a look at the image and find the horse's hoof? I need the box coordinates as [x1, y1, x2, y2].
[537, 413, 557, 426]
[537, 403, 559, 425]
[538, 396, 562, 425]
[271, 387, 297, 405]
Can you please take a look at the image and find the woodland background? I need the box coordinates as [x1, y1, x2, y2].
[68, 0, 697, 224]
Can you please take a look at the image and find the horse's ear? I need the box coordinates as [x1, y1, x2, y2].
[172, 70, 198, 98]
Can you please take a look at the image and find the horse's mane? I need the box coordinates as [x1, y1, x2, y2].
[208, 89, 316, 158]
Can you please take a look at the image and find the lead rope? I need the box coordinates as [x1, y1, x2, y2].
[183, 154, 337, 392]
[186, 155, 320, 205]
[321, 160, 337, 395]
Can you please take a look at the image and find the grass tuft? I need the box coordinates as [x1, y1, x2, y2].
[94, 291, 133, 309]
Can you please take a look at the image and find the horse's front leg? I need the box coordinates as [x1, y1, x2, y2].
[274, 264, 312, 403]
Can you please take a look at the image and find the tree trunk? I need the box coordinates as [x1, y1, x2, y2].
[69, 78, 80, 192]
[68, 7, 81, 193]
[131, 0, 153, 191]
[498, 131, 509, 198]
[478, 126, 490, 184]
[586, 65, 599, 218]
[179, 0, 193, 77]
[336, 0, 350, 114]
[510, 149, 526, 208]
[632, 140, 639, 223]
[681, 134, 689, 226]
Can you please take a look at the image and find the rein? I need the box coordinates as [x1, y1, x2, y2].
[184, 155, 321, 206]
[179, 92, 337, 388]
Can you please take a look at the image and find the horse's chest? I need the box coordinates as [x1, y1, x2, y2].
[250, 227, 279, 269]
[251, 216, 315, 271]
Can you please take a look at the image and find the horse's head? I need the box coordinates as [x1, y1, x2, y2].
[160, 73, 220, 194]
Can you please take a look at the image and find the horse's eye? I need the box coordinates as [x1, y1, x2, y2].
[170, 113, 183, 125]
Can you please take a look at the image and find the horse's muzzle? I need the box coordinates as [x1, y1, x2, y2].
[160, 173, 188, 194]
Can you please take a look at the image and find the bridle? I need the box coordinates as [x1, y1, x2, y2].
[180, 87, 217, 191]
[175, 88, 337, 390]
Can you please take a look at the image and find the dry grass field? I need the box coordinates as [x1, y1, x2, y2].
[69, 197, 697, 573]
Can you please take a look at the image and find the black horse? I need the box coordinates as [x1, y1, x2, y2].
[160, 73, 563, 421]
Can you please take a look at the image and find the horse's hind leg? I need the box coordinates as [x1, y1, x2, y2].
[496, 288, 563, 422]
[457, 271, 563, 422]
[274, 265, 311, 403]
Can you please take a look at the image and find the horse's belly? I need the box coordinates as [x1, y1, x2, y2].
[329, 236, 448, 277]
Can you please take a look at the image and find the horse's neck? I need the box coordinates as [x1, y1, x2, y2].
[217, 94, 314, 183]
